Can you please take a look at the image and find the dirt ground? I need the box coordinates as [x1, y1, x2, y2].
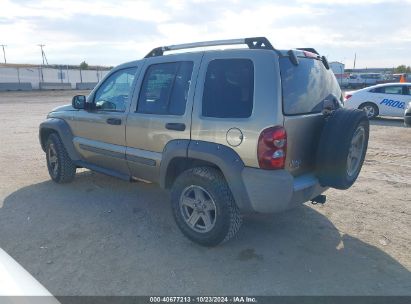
[0, 90, 410, 296]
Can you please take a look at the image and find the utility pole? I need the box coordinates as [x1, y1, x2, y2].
[38, 44, 47, 83]
[38, 44, 49, 65]
[0, 44, 7, 64]
[353, 53, 357, 70]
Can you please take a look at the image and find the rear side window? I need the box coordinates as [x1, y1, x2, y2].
[202, 59, 254, 118]
[137, 61, 193, 115]
[280, 57, 341, 115]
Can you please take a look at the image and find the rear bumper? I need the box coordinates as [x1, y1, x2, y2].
[241, 167, 327, 213]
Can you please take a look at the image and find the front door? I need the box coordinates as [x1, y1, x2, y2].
[71, 66, 138, 175]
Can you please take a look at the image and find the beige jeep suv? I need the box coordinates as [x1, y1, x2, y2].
[39, 37, 369, 246]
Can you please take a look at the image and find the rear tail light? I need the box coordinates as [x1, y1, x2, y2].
[257, 126, 287, 170]
[345, 94, 352, 100]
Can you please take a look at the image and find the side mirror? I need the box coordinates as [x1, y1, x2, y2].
[72, 95, 86, 109]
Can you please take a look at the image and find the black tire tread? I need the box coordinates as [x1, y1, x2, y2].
[316, 108, 369, 190]
[171, 167, 242, 247]
[46, 133, 76, 183]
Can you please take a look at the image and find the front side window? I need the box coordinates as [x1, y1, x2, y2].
[94, 67, 137, 112]
[137, 62, 194, 115]
[369, 87, 383, 93]
[202, 59, 254, 118]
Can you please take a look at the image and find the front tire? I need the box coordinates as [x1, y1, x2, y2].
[170, 167, 242, 247]
[45, 133, 76, 183]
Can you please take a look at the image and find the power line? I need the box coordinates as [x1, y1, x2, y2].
[0, 44, 6, 64]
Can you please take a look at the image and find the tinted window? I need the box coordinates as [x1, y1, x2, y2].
[370, 86, 404, 94]
[94, 67, 137, 112]
[280, 57, 341, 115]
[202, 59, 254, 118]
[369, 87, 383, 93]
[137, 62, 193, 115]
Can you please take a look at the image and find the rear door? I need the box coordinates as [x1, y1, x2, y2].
[125, 53, 202, 182]
[280, 56, 342, 176]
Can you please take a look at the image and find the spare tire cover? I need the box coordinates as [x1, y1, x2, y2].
[316, 108, 369, 190]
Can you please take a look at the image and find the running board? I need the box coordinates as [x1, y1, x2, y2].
[74, 160, 131, 181]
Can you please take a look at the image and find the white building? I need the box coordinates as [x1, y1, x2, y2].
[329, 61, 347, 86]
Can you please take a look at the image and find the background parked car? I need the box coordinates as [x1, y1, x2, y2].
[344, 83, 411, 119]
[347, 73, 383, 89]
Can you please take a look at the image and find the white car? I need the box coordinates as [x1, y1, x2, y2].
[344, 83, 411, 119]
[0, 248, 60, 303]
[405, 101, 411, 127]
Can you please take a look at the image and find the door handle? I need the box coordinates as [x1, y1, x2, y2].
[106, 118, 122, 125]
[165, 123, 186, 131]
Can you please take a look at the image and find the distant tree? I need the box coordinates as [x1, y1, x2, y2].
[394, 65, 411, 73]
[79, 61, 89, 70]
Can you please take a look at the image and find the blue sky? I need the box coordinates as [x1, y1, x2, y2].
[0, 0, 410, 68]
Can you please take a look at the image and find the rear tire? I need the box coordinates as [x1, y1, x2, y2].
[316, 109, 369, 190]
[45, 133, 76, 183]
[170, 167, 242, 247]
[359, 102, 379, 119]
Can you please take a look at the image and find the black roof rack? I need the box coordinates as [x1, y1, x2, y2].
[144, 37, 275, 58]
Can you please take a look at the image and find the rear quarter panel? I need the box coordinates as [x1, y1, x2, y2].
[190, 49, 283, 168]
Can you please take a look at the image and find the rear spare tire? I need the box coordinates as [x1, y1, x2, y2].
[316, 108, 369, 190]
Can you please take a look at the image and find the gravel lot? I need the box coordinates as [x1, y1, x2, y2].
[0, 91, 410, 296]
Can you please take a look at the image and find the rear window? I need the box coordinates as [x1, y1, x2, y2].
[280, 57, 341, 115]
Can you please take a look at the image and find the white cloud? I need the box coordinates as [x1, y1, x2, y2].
[298, 0, 411, 4]
[0, 0, 410, 67]
[0, 0, 170, 22]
